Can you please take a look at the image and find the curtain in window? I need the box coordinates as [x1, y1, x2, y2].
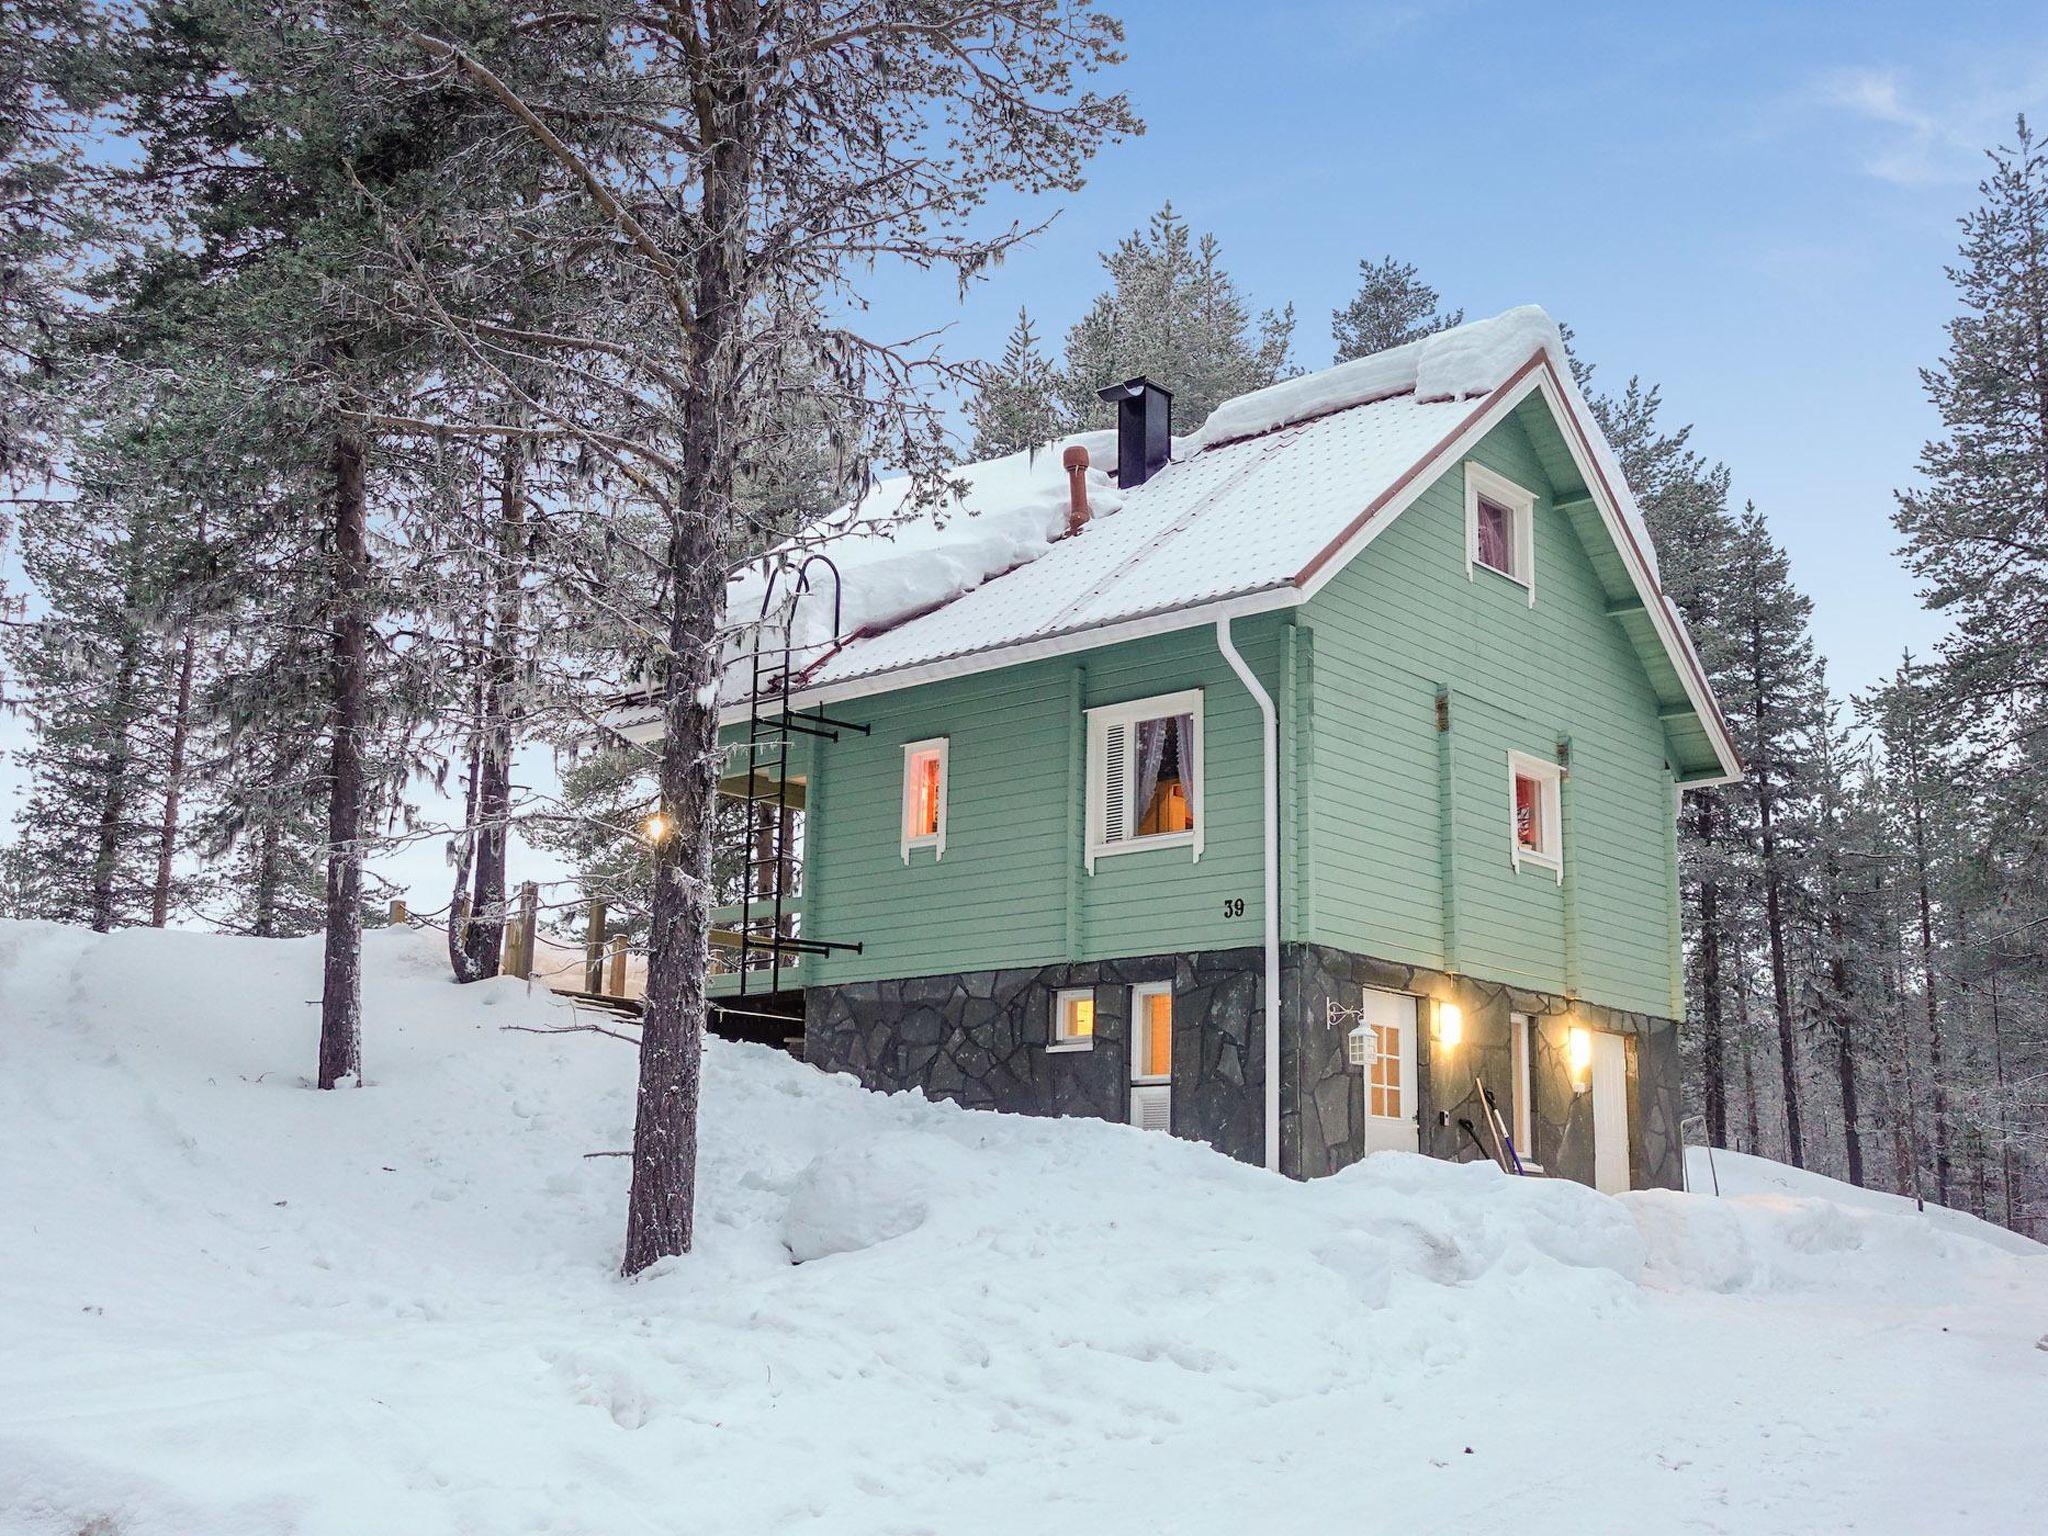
[1134, 716, 1169, 828]
[1132, 713, 1194, 835]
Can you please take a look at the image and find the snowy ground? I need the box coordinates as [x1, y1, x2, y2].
[3, 920, 2044, 1535]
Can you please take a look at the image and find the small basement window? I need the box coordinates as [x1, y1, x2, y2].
[1050, 987, 1095, 1051]
[1465, 462, 1537, 598]
[900, 737, 948, 862]
[1086, 689, 1204, 870]
[1508, 749, 1563, 879]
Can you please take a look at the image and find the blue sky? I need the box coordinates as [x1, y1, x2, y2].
[855, 0, 2048, 697]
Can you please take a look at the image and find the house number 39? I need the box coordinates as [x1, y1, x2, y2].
[1222, 898, 1246, 918]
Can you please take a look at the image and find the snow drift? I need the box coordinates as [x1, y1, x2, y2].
[2, 919, 2043, 1535]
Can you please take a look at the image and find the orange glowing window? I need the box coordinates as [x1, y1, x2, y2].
[1133, 985, 1173, 1080]
[1052, 988, 1095, 1048]
[900, 739, 947, 859]
[1367, 1021, 1402, 1118]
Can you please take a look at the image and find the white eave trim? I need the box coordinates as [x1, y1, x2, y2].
[711, 585, 1297, 729]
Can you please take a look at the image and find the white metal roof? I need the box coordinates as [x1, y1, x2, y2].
[799, 392, 1473, 690]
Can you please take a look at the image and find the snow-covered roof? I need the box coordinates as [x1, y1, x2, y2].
[699, 305, 1730, 776]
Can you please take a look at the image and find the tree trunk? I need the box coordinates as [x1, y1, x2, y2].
[624, 69, 754, 1274]
[318, 431, 369, 1090]
[150, 629, 197, 928]
[1825, 847, 1864, 1186]
[1988, 953, 2017, 1231]
[88, 621, 146, 934]
[1907, 778, 1950, 1203]
[622, 531, 722, 1273]
[1693, 793, 1728, 1146]
[1756, 786, 1804, 1167]
[466, 443, 526, 980]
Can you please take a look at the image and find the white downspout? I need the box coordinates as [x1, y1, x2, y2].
[1217, 618, 1281, 1173]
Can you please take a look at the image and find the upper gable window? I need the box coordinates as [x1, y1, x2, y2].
[900, 737, 948, 861]
[1086, 689, 1204, 871]
[1465, 462, 1537, 601]
[1508, 749, 1563, 880]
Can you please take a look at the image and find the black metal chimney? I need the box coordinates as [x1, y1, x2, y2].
[1097, 376, 1173, 489]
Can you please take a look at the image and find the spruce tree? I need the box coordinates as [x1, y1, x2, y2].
[970, 308, 1063, 458]
[1059, 202, 1292, 428]
[1331, 255, 1461, 362]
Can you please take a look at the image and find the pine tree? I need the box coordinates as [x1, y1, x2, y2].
[970, 308, 1063, 458]
[4, 411, 198, 930]
[1331, 255, 1461, 362]
[1059, 203, 1292, 428]
[1895, 116, 2048, 736]
[111, 0, 553, 1086]
[1865, 655, 1966, 1204]
[1726, 503, 1825, 1167]
[381, 1, 1137, 1275]
[0, 0, 104, 489]
[1585, 373, 1746, 1146]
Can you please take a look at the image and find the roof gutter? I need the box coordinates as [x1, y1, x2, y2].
[1216, 616, 1282, 1174]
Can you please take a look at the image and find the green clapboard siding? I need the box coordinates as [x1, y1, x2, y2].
[1300, 406, 1681, 1017]
[752, 617, 1287, 988]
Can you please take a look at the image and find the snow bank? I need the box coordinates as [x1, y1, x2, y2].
[4, 919, 2044, 1536]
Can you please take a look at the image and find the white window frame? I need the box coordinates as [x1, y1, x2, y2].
[1465, 462, 1537, 604]
[1049, 987, 1096, 1053]
[1507, 749, 1564, 881]
[1130, 980, 1174, 1085]
[1510, 1012, 1545, 1171]
[1086, 689, 1204, 873]
[900, 737, 948, 863]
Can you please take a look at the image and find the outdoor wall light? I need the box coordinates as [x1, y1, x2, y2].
[642, 812, 670, 845]
[1435, 1002, 1463, 1048]
[1568, 1025, 1593, 1081]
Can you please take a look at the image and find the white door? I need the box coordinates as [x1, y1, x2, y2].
[1129, 982, 1173, 1131]
[1359, 989, 1419, 1154]
[1590, 1031, 1630, 1193]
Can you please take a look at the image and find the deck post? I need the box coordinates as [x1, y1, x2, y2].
[608, 934, 628, 997]
[584, 898, 608, 992]
[388, 898, 407, 927]
[509, 881, 538, 980]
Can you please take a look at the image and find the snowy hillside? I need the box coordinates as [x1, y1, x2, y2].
[3, 921, 2044, 1535]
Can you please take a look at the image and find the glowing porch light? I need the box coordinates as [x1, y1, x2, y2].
[1436, 1002, 1463, 1049]
[642, 812, 670, 844]
[1568, 1025, 1593, 1078]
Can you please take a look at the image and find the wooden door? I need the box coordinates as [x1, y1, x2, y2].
[1129, 982, 1173, 1131]
[1359, 989, 1419, 1154]
[1590, 1031, 1630, 1193]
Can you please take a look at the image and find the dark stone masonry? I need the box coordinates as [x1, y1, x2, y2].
[806, 942, 1684, 1190]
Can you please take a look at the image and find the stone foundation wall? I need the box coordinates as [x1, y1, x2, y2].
[1288, 943, 1682, 1189]
[805, 948, 1267, 1165]
[807, 942, 1683, 1190]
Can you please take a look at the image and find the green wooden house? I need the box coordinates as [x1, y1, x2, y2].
[621, 307, 1740, 1192]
